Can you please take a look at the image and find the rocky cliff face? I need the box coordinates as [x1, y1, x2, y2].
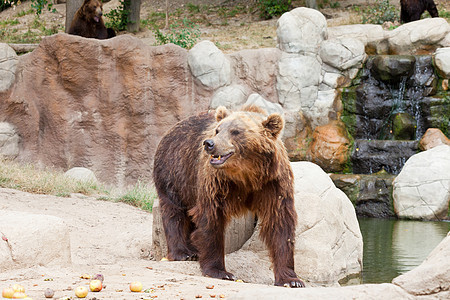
[1, 34, 212, 186]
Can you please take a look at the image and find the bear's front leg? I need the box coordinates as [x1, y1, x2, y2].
[190, 209, 236, 281]
[257, 194, 305, 288]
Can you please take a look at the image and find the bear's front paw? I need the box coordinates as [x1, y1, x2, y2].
[168, 250, 198, 261]
[204, 268, 237, 281]
[276, 277, 305, 288]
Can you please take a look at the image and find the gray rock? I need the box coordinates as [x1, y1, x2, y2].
[434, 47, 450, 78]
[319, 38, 366, 71]
[0, 122, 19, 158]
[187, 40, 231, 89]
[210, 85, 247, 110]
[0, 211, 71, 272]
[277, 7, 327, 55]
[393, 145, 450, 220]
[0, 43, 18, 92]
[387, 18, 450, 55]
[328, 24, 388, 54]
[310, 89, 337, 128]
[277, 53, 321, 111]
[65, 167, 98, 183]
[244, 93, 284, 116]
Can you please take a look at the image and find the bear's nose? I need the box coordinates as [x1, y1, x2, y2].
[203, 139, 215, 152]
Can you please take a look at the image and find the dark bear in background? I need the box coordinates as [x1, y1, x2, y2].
[400, 0, 439, 23]
[153, 105, 305, 288]
[68, 0, 116, 39]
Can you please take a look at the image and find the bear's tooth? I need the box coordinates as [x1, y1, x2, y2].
[218, 155, 221, 160]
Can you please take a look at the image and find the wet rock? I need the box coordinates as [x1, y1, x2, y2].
[371, 55, 416, 82]
[352, 140, 419, 174]
[392, 112, 416, 140]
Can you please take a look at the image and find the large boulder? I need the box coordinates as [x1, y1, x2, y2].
[387, 18, 450, 55]
[187, 40, 231, 90]
[319, 38, 366, 71]
[227, 162, 363, 286]
[0, 43, 18, 92]
[0, 211, 71, 272]
[393, 145, 450, 220]
[276, 7, 327, 55]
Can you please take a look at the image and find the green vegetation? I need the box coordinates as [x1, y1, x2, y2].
[257, 0, 291, 19]
[0, 158, 157, 212]
[152, 17, 200, 49]
[105, 0, 131, 32]
[362, 0, 399, 24]
[31, 0, 56, 16]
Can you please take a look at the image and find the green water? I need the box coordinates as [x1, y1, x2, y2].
[358, 217, 450, 284]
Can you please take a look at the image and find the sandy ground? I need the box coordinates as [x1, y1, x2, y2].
[0, 187, 282, 300]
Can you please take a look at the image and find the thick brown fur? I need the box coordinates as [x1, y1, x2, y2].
[400, 0, 439, 23]
[68, 0, 116, 39]
[153, 105, 304, 287]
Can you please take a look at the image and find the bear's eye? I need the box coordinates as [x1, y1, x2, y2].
[231, 130, 240, 136]
[215, 128, 220, 135]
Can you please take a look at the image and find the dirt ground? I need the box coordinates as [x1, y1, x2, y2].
[0, 187, 277, 300]
[1, 0, 449, 52]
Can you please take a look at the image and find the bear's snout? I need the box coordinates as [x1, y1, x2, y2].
[203, 139, 215, 153]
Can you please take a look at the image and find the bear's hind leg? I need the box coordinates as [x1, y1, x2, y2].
[160, 193, 198, 261]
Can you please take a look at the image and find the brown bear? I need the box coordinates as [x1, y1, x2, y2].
[153, 105, 304, 288]
[68, 0, 116, 39]
[400, 0, 439, 23]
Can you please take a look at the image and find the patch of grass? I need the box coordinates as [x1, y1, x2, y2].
[0, 158, 158, 212]
[0, 158, 104, 196]
[113, 181, 157, 212]
[16, 8, 35, 17]
[0, 18, 19, 26]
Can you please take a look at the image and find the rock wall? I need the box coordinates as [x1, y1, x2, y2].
[1, 8, 449, 186]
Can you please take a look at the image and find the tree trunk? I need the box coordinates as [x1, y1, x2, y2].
[305, 0, 318, 10]
[65, 0, 84, 33]
[125, 0, 141, 33]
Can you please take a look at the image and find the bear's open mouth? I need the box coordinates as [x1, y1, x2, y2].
[94, 16, 100, 23]
[210, 152, 233, 166]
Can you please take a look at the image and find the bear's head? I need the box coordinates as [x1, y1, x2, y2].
[82, 0, 104, 23]
[202, 105, 284, 174]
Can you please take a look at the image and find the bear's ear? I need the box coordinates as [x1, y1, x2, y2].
[262, 113, 284, 138]
[215, 106, 229, 122]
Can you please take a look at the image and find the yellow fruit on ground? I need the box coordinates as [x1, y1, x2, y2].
[129, 281, 143, 292]
[74, 286, 89, 298]
[89, 280, 102, 292]
[2, 287, 15, 299]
